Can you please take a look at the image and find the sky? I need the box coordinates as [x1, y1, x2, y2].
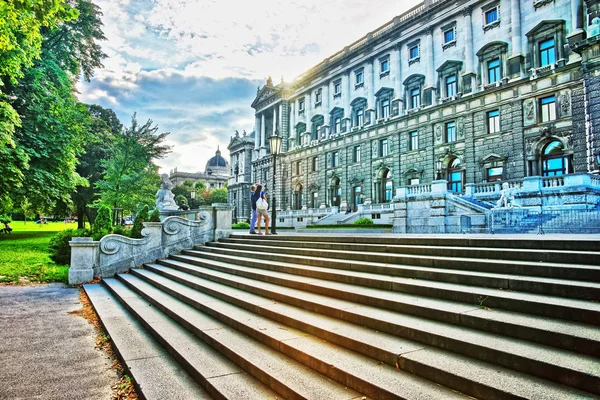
[77, 0, 422, 174]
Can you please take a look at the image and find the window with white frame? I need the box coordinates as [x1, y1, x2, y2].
[375, 87, 393, 120]
[379, 138, 389, 157]
[298, 98, 305, 114]
[446, 121, 457, 143]
[539, 38, 556, 67]
[488, 58, 501, 84]
[334, 117, 341, 133]
[411, 88, 421, 108]
[487, 109, 500, 133]
[526, 21, 565, 70]
[315, 88, 322, 106]
[409, 131, 419, 151]
[437, 60, 462, 100]
[381, 98, 390, 119]
[311, 156, 317, 172]
[408, 178, 420, 185]
[476, 42, 507, 87]
[331, 151, 339, 168]
[330, 107, 344, 134]
[441, 23, 456, 50]
[446, 74, 457, 97]
[333, 79, 342, 97]
[351, 98, 367, 127]
[404, 75, 425, 111]
[380, 55, 390, 77]
[408, 42, 420, 63]
[352, 145, 361, 163]
[482, 2, 500, 31]
[355, 68, 364, 88]
[540, 95, 556, 122]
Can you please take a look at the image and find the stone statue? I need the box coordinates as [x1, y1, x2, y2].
[155, 174, 178, 210]
[494, 182, 518, 209]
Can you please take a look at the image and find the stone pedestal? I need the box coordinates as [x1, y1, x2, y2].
[213, 203, 234, 240]
[68, 237, 98, 285]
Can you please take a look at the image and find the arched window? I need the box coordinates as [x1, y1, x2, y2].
[311, 115, 324, 141]
[447, 157, 464, 193]
[376, 168, 393, 203]
[542, 140, 569, 176]
[330, 177, 341, 207]
[351, 97, 367, 128]
[293, 183, 303, 210]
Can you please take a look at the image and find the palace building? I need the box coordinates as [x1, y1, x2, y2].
[229, 0, 600, 232]
[169, 148, 229, 189]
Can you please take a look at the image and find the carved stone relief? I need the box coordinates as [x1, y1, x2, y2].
[434, 124, 443, 145]
[559, 91, 571, 118]
[523, 99, 536, 126]
[457, 118, 465, 140]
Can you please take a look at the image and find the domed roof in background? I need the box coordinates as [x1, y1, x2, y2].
[204, 147, 229, 176]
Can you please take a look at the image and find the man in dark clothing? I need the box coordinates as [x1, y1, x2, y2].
[179, 200, 190, 211]
[249, 184, 261, 234]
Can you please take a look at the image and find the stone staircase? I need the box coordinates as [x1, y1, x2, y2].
[85, 234, 600, 399]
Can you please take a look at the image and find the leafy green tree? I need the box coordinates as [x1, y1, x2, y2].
[211, 188, 228, 204]
[130, 204, 148, 239]
[195, 181, 206, 191]
[96, 114, 171, 214]
[92, 204, 112, 237]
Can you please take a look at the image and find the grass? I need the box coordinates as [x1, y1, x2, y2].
[0, 221, 77, 284]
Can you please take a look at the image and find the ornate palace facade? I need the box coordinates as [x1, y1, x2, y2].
[229, 0, 600, 230]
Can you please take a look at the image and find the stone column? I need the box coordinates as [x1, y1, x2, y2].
[508, 0, 524, 77]
[68, 237, 98, 284]
[367, 58, 375, 122]
[567, 0, 586, 48]
[424, 28, 437, 106]
[290, 101, 296, 143]
[306, 91, 312, 128]
[344, 70, 352, 130]
[255, 115, 261, 149]
[393, 44, 403, 114]
[261, 113, 266, 147]
[279, 103, 283, 134]
[273, 106, 277, 136]
[462, 7, 477, 94]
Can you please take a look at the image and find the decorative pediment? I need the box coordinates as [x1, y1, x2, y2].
[479, 153, 507, 165]
[251, 80, 283, 109]
[307, 182, 320, 192]
[348, 176, 364, 185]
[403, 167, 424, 177]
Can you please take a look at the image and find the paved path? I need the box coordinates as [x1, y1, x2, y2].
[0, 283, 117, 400]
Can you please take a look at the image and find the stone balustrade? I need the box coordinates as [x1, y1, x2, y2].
[68, 204, 233, 285]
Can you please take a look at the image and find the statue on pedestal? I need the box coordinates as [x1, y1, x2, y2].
[494, 182, 519, 209]
[155, 174, 178, 210]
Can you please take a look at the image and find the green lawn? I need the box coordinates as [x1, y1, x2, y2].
[0, 221, 77, 284]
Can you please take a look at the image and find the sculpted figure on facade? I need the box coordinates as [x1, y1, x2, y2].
[155, 174, 178, 210]
[494, 182, 519, 209]
[525, 100, 535, 123]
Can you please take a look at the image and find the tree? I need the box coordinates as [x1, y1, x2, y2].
[211, 188, 228, 204]
[96, 114, 171, 213]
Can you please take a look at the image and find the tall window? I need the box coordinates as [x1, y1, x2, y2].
[379, 139, 388, 157]
[380, 57, 390, 74]
[311, 192, 318, 209]
[539, 39, 556, 67]
[410, 88, 421, 109]
[334, 117, 341, 133]
[540, 95, 556, 122]
[298, 99, 305, 113]
[331, 152, 339, 168]
[383, 170, 393, 202]
[446, 74, 457, 97]
[487, 109, 500, 133]
[444, 28, 455, 44]
[409, 45, 419, 60]
[315, 89, 322, 105]
[355, 69, 364, 87]
[334, 80, 342, 96]
[488, 58, 501, 84]
[409, 131, 419, 151]
[485, 8, 498, 25]
[446, 121, 457, 143]
[381, 98, 390, 119]
[542, 141, 568, 176]
[353, 145, 361, 163]
[447, 158, 463, 192]
[311, 157, 317, 172]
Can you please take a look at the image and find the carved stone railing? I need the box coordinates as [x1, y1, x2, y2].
[68, 204, 233, 284]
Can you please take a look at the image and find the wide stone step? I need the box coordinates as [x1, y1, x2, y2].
[184, 248, 600, 326]
[197, 243, 600, 301]
[120, 270, 469, 400]
[205, 241, 600, 283]
[83, 284, 213, 400]
[142, 261, 600, 395]
[129, 266, 596, 400]
[103, 277, 361, 400]
[220, 237, 600, 265]
[166, 254, 600, 356]
[230, 233, 600, 252]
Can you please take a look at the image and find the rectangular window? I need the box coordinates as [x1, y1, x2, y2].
[298, 99, 305, 113]
[488, 58, 501, 84]
[485, 8, 498, 25]
[446, 121, 457, 142]
[295, 161, 301, 175]
[353, 145, 361, 163]
[446, 74, 457, 97]
[380, 58, 389, 74]
[311, 157, 317, 172]
[334, 117, 341, 133]
[408, 178, 420, 185]
[487, 109, 500, 133]
[331, 152, 339, 168]
[315, 89, 322, 105]
[539, 38, 556, 67]
[381, 98, 390, 119]
[409, 131, 419, 151]
[379, 139, 389, 157]
[444, 28, 455, 44]
[334, 80, 342, 96]
[356, 107, 364, 126]
[409, 45, 419, 60]
[355, 70, 364, 85]
[487, 167, 503, 182]
[540, 95, 556, 122]
[410, 88, 421, 109]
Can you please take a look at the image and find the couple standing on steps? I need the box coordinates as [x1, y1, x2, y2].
[249, 183, 271, 235]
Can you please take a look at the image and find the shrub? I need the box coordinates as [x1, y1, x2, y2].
[112, 225, 129, 237]
[92, 205, 112, 238]
[354, 217, 374, 225]
[48, 228, 91, 265]
[149, 208, 161, 222]
[131, 205, 149, 239]
[232, 222, 250, 229]
[0, 214, 12, 224]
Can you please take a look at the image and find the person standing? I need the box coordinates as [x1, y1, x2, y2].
[256, 188, 270, 235]
[249, 184, 259, 234]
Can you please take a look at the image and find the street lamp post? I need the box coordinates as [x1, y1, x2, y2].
[269, 131, 282, 235]
[436, 159, 443, 180]
[190, 189, 196, 208]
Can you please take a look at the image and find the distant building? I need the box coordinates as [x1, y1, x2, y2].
[229, 0, 600, 232]
[227, 130, 256, 222]
[169, 148, 229, 190]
